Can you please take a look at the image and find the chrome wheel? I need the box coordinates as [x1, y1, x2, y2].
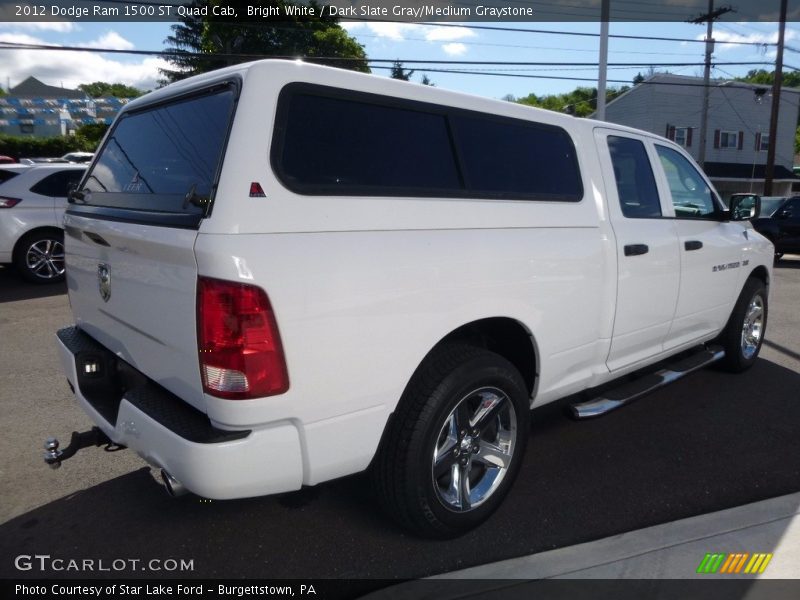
[25, 238, 65, 280]
[740, 294, 764, 360]
[432, 386, 517, 512]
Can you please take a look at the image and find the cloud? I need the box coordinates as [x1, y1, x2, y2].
[0, 32, 166, 91]
[702, 28, 800, 52]
[0, 22, 77, 33]
[341, 22, 422, 41]
[442, 43, 467, 56]
[424, 26, 476, 42]
[84, 31, 135, 51]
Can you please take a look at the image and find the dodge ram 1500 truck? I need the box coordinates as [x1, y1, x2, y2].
[45, 60, 773, 538]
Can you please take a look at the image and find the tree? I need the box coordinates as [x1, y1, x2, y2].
[78, 82, 145, 98]
[74, 123, 110, 147]
[516, 86, 629, 117]
[160, 0, 369, 84]
[420, 74, 435, 86]
[390, 60, 414, 81]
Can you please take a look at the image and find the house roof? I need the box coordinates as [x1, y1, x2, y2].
[8, 77, 87, 99]
[704, 162, 798, 181]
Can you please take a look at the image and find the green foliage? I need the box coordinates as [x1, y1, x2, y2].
[420, 74, 434, 86]
[160, 0, 369, 84]
[0, 134, 95, 159]
[736, 69, 800, 88]
[74, 123, 109, 147]
[78, 82, 145, 98]
[390, 60, 413, 81]
[516, 86, 630, 117]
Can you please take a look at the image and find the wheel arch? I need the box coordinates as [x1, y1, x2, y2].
[11, 225, 64, 264]
[748, 264, 770, 296]
[371, 316, 539, 471]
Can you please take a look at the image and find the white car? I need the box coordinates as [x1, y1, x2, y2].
[0, 163, 86, 283]
[47, 61, 773, 537]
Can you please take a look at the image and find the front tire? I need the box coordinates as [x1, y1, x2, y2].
[373, 344, 530, 538]
[717, 277, 767, 372]
[14, 230, 65, 284]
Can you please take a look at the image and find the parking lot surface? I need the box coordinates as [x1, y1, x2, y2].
[1, 260, 799, 580]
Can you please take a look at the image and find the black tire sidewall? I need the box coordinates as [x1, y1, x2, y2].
[722, 278, 767, 371]
[408, 352, 530, 536]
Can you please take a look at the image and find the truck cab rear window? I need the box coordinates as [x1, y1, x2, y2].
[79, 86, 236, 216]
[272, 85, 583, 201]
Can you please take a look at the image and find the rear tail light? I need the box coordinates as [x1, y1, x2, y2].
[197, 277, 289, 399]
[0, 197, 21, 208]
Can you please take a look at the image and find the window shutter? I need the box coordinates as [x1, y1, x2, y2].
[668, 126, 676, 141]
[714, 129, 720, 149]
[665, 123, 671, 137]
[755, 132, 761, 151]
[738, 131, 744, 150]
[686, 127, 693, 147]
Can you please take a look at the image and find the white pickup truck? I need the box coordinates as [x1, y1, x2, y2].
[46, 60, 773, 538]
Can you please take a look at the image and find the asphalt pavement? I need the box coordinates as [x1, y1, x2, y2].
[1, 259, 799, 582]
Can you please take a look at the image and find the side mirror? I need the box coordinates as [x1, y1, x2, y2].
[729, 194, 761, 221]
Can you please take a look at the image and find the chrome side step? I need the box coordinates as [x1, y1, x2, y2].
[570, 345, 725, 419]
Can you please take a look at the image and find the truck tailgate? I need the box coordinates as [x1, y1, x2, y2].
[64, 213, 204, 412]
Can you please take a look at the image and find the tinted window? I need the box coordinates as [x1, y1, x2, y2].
[81, 86, 235, 215]
[656, 146, 718, 219]
[451, 115, 582, 200]
[30, 170, 84, 197]
[273, 85, 583, 202]
[278, 93, 460, 193]
[783, 197, 800, 217]
[607, 136, 661, 218]
[0, 169, 20, 185]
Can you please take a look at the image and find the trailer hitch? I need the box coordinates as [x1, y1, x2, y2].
[43, 427, 125, 469]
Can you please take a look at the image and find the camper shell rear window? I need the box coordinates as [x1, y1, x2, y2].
[70, 82, 238, 228]
[271, 83, 583, 202]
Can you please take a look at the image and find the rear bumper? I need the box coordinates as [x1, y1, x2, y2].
[56, 326, 304, 499]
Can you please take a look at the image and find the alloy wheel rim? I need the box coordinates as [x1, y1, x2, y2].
[740, 294, 764, 360]
[25, 239, 65, 280]
[431, 386, 517, 512]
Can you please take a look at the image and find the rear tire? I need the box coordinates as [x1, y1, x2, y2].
[717, 277, 767, 373]
[14, 229, 65, 284]
[373, 344, 530, 538]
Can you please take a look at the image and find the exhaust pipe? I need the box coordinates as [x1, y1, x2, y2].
[160, 469, 188, 498]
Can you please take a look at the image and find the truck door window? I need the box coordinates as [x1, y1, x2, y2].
[607, 136, 661, 218]
[655, 145, 718, 219]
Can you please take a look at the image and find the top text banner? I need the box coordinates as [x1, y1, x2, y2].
[1, 0, 799, 22]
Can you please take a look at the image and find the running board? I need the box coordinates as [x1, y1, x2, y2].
[570, 345, 725, 419]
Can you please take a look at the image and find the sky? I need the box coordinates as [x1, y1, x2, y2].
[0, 19, 795, 100]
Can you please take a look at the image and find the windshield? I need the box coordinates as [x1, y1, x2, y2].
[79, 85, 236, 216]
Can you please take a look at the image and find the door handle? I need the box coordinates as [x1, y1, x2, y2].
[684, 240, 703, 251]
[624, 244, 649, 256]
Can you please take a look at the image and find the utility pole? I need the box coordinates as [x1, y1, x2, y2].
[764, 0, 788, 196]
[690, 2, 733, 170]
[596, 0, 610, 121]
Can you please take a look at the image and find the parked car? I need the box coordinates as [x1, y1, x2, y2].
[46, 60, 773, 538]
[0, 155, 16, 164]
[60, 152, 94, 164]
[0, 164, 86, 283]
[731, 194, 800, 259]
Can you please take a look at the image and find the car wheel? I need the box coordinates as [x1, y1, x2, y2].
[373, 344, 530, 538]
[717, 277, 767, 373]
[14, 230, 66, 284]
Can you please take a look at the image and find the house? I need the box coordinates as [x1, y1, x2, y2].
[602, 73, 800, 198]
[0, 76, 131, 138]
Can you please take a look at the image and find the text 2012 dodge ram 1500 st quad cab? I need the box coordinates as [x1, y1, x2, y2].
[45, 60, 773, 538]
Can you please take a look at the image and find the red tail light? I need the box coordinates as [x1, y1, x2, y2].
[0, 197, 21, 208]
[197, 277, 289, 399]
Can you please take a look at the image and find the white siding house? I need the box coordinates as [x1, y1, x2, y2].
[603, 74, 800, 198]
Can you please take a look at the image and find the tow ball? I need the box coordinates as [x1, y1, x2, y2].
[43, 427, 125, 469]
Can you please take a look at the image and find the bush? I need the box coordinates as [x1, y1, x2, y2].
[0, 134, 97, 161]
